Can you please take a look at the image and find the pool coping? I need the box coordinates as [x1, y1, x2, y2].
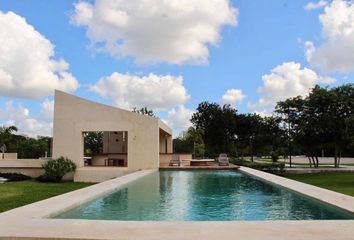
[239, 167, 354, 214]
[0, 167, 354, 239]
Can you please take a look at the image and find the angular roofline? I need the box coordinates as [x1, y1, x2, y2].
[54, 89, 167, 124]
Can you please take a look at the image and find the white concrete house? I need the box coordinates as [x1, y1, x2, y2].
[52, 90, 173, 182]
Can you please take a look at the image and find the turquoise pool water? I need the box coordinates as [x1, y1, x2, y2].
[55, 170, 354, 221]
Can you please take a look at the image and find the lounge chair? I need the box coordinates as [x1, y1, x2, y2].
[169, 154, 181, 166]
[218, 153, 229, 166]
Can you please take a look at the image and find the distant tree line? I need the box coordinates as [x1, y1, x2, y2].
[174, 103, 287, 160]
[276, 84, 354, 167]
[185, 103, 286, 160]
[0, 126, 51, 159]
[2, 84, 354, 166]
[174, 84, 354, 168]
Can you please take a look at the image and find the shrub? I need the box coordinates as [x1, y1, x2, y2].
[231, 158, 285, 176]
[0, 173, 31, 181]
[41, 157, 76, 182]
[245, 162, 285, 175]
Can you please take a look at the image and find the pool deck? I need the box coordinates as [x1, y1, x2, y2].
[1, 168, 354, 240]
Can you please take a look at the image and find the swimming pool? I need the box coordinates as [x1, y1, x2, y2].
[55, 170, 354, 221]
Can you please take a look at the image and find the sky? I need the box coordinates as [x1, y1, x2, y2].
[0, 0, 354, 137]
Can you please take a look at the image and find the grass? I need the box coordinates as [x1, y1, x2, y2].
[286, 172, 354, 197]
[0, 180, 93, 213]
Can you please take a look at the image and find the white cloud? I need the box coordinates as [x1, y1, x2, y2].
[249, 62, 335, 111]
[40, 99, 54, 122]
[0, 11, 79, 99]
[0, 101, 52, 137]
[306, 0, 354, 72]
[166, 105, 194, 135]
[90, 72, 190, 110]
[71, 0, 238, 64]
[304, 0, 328, 10]
[220, 88, 245, 106]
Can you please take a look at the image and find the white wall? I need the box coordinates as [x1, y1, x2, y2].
[52, 90, 172, 182]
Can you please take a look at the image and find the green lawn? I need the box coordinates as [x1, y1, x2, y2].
[286, 172, 354, 197]
[0, 180, 93, 213]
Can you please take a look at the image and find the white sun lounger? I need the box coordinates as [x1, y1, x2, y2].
[169, 154, 181, 166]
[218, 153, 229, 166]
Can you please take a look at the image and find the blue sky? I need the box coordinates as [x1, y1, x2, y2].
[0, 0, 353, 136]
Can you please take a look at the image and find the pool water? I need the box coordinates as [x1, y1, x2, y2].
[55, 170, 354, 221]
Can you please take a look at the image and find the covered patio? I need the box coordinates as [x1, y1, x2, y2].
[52, 90, 173, 182]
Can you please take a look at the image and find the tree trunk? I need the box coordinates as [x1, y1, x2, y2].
[334, 145, 338, 168]
[307, 156, 312, 168]
[311, 155, 319, 168]
[338, 150, 342, 167]
[249, 138, 254, 162]
[315, 156, 319, 168]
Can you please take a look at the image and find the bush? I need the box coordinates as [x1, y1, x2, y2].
[40, 157, 76, 182]
[245, 162, 285, 175]
[231, 158, 285, 176]
[0, 173, 31, 181]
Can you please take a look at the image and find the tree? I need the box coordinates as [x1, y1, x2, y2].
[191, 102, 237, 157]
[276, 84, 354, 168]
[83, 132, 103, 155]
[259, 116, 285, 158]
[0, 125, 18, 151]
[0, 125, 52, 158]
[132, 107, 155, 117]
[276, 93, 323, 168]
[234, 114, 284, 162]
[0, 125, 18, 135]
[186, 127, 205, 158]
[326, 84, 354, 167]
[275, 96, 304, 167]
[234, 114, 261, 161]
[173, 127, 205, 158]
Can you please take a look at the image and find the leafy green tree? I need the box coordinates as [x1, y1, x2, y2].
[186, 127, 205, 158]
[83, 132, 103, 155]
[259, 116, 285, 157]
[326, 84, 354, 167]
[191, 102, 237, 157]
[276, 93, 322, 167]
[16, 136, 51, 159]
[0, 125, 18, 151]
[234, 114, 260, 161]
[0, 126, 51, 158]
[276, 84, 354, 168]
[132, 107, 155, 117]
[276, 96, 304, 167]
[173, 127, 205, 158]
[173, 137, 193, 153]
[234, 114, 284, 161]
